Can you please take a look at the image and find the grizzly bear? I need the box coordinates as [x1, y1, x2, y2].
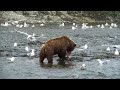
[39, 36, 76, 65]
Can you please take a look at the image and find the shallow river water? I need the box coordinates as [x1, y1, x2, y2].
[0, 24, 120, 79]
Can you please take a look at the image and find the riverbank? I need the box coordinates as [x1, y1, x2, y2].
[0, 11, 120, 24]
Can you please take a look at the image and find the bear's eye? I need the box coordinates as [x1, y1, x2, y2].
[74, 44, 76, 47]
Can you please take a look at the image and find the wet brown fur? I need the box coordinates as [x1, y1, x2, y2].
[39, 36, 76, 65]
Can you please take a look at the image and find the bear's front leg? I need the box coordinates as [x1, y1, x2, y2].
[46, 55, 53, 67]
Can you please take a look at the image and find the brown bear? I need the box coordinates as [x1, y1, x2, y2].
[39, 36, 76, 65]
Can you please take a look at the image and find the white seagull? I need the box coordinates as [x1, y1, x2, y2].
[78, 44, 88, 50]
[106, 47, 110, 52]
[72, 26, 76, 30]
[83, 44, 88, 49]
[27, 49, 35, 57]
[7, 57, 15, 63]
[24, 22, 29, 27]
[13, 42, 17, 47]
[105, 23, 109, 26]
[27, 33, 36, 41]
[40, 23, 44, 26]
[114, 49, 119, 55]
[75, 24, 78, 28]
[109, 26, 113, 29]
[113, 23, 117, 28]
[89, 25, 93, 28]
[32, 25, 35, 27]
[25, 46, 30, 52]
[73, 23, 76, 26]
[101, 24, 104, 28]
[1, 22, 11, 26]
[80, 64, 86, 70]
[97, 25, 100, 28]
[59, 22, 64, 27]
[97, 59, 110, 65]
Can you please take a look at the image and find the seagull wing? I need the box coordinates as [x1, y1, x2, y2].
[14, 29, 29, 36]
[7, 58, 11, 60]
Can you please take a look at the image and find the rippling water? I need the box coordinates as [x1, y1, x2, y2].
[0, 24, 120, 79]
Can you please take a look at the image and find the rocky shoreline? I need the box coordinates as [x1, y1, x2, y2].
[0, 11, 119, 24]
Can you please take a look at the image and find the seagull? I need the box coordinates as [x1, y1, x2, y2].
[114, 49, 119, 55]
[105, 23, 109, 26]
[13, 43, 17, 47]
[109, 26, 113, 29]
[1, 22, 11, 26]
[106, 47, 110, 52]
[7, 57, 15, 63]
[27, 33, 36, 41]
[97, 59, 110, 65]
[59, 22, 64, 27]
[80, 64, 86, 70]
[32, 25, 35, 27]
[73, 23, 76, 26]
[14, 29, 36, 41]
[16, 24, 20, 27]
[27, 49, 35, 57]
[12, 21, 19, 25]
[97, 25, 100, 28]
[14, 21, 19, 24]
[111, 23, 114, 27]
[84, 44, 88, 49]
[78, 44, 88, 50]
[101, 24, 104, 28]
[25, 46, 30, 52]
[75, 24, 78, 28]
[89, 25, 93, 28]
[19, 25, 23, 28]
[72, 26, 76, 30]
[40, 23, 44, 26]
[24, 22, 29, 27]
[113, 23, 117, 28]
[16, 24, 23, 28]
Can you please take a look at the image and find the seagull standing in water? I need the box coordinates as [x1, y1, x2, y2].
[97, 25, 100, 28]
[105, 23, 109, 26]
[40, 23, 45, 26]
[83, 44, 88, 49]
[89, 25, 93, 28]
[97, 59, 110, 65]
[72, 26, 76, 30]
[114, 48, 119, 55]
[78, 44, 88, 50]
[73, 23, 76, 26]
[59, 22, 64, 27]
[27, 49, 35, 58]
[27, 33, 36, 41]
[13, 42, 17, 47]
[25, 46, 30, 52]
[7, 57, 15, 63]
[24, 22, 29, 27]
[31, 25, 35, 27]
[101, 24, 104, 28]
[80, 64, 86, 70]
[106, 47, 110, 52]
[81, 44, 88, 49]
